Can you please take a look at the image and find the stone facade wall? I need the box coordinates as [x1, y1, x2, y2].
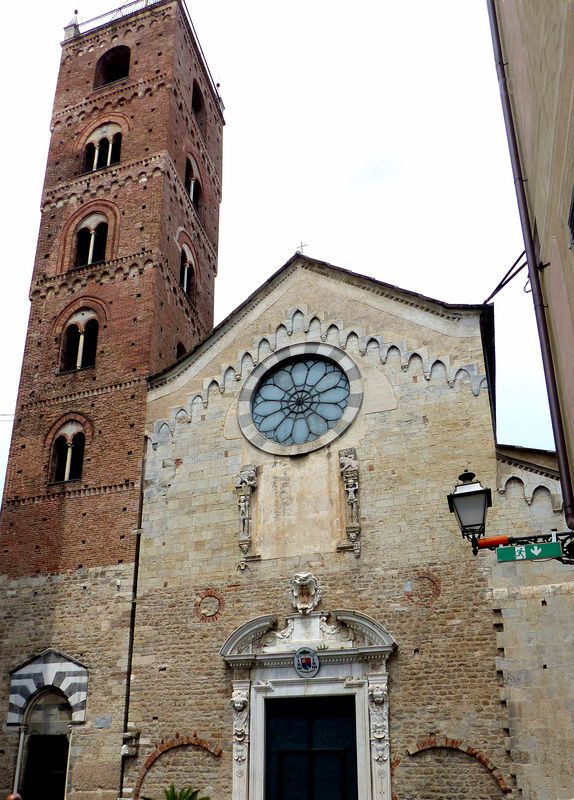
[124, 264, 545, 799]
[0, 564, 133, 800]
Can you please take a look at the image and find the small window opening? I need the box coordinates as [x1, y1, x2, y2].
[191, 80, 206, 136]
[179, 248, 196, 303]
[184, 156, 202, 219]
[176, 342, 186, 358]
[60, 313, 99, 372]
[94, 45, 131, 88]
[75, 221, 108, 267]
[52, 436, 68, 482]
[82, 318, 99, 367]
[110, 132, 122, 164]
[69, 432, 85, 480]
[83, 142, 96, 173]
[51, 426, 86, 482]
[82, 130, 122, 174]
[192, 180, 201, 213]
[96, 137, 110, 169]
[184, 159, 192, 194]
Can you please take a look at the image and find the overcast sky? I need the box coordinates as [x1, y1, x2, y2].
[0, 0, 553, 491]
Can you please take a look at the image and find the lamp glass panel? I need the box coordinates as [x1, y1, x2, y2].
[453, 491, 488, 529]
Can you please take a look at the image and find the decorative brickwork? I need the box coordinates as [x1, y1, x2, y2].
[134, 734, 222, 799]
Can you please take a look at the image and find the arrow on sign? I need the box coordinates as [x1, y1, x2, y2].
[531, 546, 542, 556]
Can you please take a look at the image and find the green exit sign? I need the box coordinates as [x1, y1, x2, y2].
[496, 541, 562, 562]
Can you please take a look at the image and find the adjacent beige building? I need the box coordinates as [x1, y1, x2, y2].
[491, 0, 574, 511]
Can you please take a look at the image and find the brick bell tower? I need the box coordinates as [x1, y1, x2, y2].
[0, 1, 222, 796]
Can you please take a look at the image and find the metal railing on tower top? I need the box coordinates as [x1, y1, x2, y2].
[68, 0, 223, 109]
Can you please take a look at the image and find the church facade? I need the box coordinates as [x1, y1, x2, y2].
[1, 2, 574, 800]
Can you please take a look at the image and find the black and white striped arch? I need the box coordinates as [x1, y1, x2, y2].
[8, 649, 88, 724]
[238, 343, 363, 456]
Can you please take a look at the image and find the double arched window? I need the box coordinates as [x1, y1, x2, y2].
[51, 421, 86, 483]
[179, 244, 196, 302]
[60, 309, 99, 372]
[184, 155, 202, 218]
[75, 213, 108, 267]
[94, 45, 130, 88]
[82, 123, 122, 173]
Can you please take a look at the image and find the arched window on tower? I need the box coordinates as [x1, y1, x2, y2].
[94, 45, 131, 88]
[191, 80, 207, 137]
[82, 125, 122, 173]
[20, 690, 72, 800]
[179, 245, 196, 303]
[184, 156, 203, 219]
[60, 310, 99, 372]
[51, 422, 86, 483]
[75, 214, 108, 267]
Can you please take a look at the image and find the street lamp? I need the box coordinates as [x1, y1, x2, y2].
[447, 470, 492, 554]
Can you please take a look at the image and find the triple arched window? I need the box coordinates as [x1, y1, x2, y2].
[179, 244, 196, 302]
[94, 45, 131, 88]
[82, 124, 122, 173]
[75, 213, 108, 267]
[60, 309, 99, 372]
[51, 422, 86, 483]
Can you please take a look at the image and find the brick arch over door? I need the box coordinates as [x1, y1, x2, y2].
[7, 648, 88, 724]
[134, 734, 222, 799]
[57, 199, 121, 274]
[391, 736, 514, 799]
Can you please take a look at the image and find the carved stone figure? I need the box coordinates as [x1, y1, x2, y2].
[339, 448, 359, 474]
[235, 464, 258, 491]
[289, 572, 322, 614]
[339, 447, 361, 557]
[231, 683, 250, 800]
[368, 682, 390, 764]
[235, 465, 258, 562]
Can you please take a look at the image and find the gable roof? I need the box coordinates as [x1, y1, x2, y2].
[149, 254, 495, 413]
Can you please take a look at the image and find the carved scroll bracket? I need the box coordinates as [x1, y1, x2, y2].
[234, 465, 260, 568]
[337, 448, 361, 557]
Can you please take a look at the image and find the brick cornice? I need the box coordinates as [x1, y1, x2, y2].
[51, 74, 168, 125]
[5, 480, 136, 507]
[19, 378, 144, 413]
[30, 250, 154, 299]
[41, 154, 164, 208]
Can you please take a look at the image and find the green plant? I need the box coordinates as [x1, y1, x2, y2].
[142, 783, 210, 800]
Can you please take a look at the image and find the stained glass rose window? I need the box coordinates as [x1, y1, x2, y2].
[251, 357, 350, 445]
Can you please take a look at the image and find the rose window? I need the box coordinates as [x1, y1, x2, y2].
[251, 357, 350, 445]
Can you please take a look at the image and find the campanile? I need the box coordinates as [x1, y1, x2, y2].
[0, 1, 222, 795]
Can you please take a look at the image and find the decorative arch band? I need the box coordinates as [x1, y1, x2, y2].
[8, 649, 88, 724]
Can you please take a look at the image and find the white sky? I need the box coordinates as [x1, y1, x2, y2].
[0, 0, 554, 492]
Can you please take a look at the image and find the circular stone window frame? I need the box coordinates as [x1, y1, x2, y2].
[237, 343, 363, 456]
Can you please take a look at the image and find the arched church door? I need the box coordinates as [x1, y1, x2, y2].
[20, 690, 72, 800]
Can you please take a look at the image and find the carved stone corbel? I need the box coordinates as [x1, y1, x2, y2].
[337, 448, 361, 557]
[234, 465, 260, 566]
[231, 681, 250, 800]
